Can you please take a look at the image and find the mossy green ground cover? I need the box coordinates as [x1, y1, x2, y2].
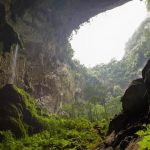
[137, 125, 150, 150]
[0, 86, 103, 150]
[0, 118, 102, 150]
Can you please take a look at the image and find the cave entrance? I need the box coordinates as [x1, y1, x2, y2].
[70, 0, 147, 67]
[66, 0, 149, 123]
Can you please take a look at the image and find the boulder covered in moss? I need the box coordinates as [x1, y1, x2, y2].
[0, 84, 44, 138]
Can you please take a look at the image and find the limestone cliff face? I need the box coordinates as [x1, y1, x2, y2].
[0, 0, 130, 112]
[0, 1, 77, 112]
[0, 50, 76, 113]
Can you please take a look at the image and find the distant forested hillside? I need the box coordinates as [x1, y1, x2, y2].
[66, 18, 150, 122]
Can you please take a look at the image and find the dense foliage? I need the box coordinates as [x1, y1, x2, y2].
[0, 116, 104, 150]
[0, 86, 105, 150]
[137, 125, 150, 149]
[63, 96, 122, 123]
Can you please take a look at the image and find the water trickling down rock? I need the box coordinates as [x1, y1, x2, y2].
[9, 44, 19, 84]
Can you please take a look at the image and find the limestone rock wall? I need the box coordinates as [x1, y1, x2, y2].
[0, 0, 131, 112]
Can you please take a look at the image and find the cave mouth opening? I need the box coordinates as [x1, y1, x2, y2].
[70, 0, 147, 68]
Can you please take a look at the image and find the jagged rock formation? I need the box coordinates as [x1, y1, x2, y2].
[0, 0, 131, 112]
[96, 60, 150, 150]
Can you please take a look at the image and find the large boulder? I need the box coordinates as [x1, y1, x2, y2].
[121, 78, 148, 116]
[0, 84, 44, 138]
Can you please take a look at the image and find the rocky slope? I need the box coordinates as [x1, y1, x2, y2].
[95, 60, 150, 150]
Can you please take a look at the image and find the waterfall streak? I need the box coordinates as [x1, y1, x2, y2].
[9, 44, 19, 84]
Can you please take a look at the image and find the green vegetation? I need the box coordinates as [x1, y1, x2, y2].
[136, 1, 150, 148]
[0, 2, 150, 149]
[15, 86, 38, 116]
[65, 16, 150, 149]
[0, 116, 103, 150]
[137, 125, 150, 150]
[0, 84, 44, 138]
[63, 96, 122, 123]
[0, 86, 105, 150]
[66, 2, 150, 148]
[9, 15, 149, 150]
[68, 18, 150, 124]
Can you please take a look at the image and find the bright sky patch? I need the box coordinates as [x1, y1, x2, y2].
[70, 0, 147, 67]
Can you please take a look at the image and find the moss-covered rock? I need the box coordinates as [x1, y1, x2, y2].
[0, 84, 44, 138]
